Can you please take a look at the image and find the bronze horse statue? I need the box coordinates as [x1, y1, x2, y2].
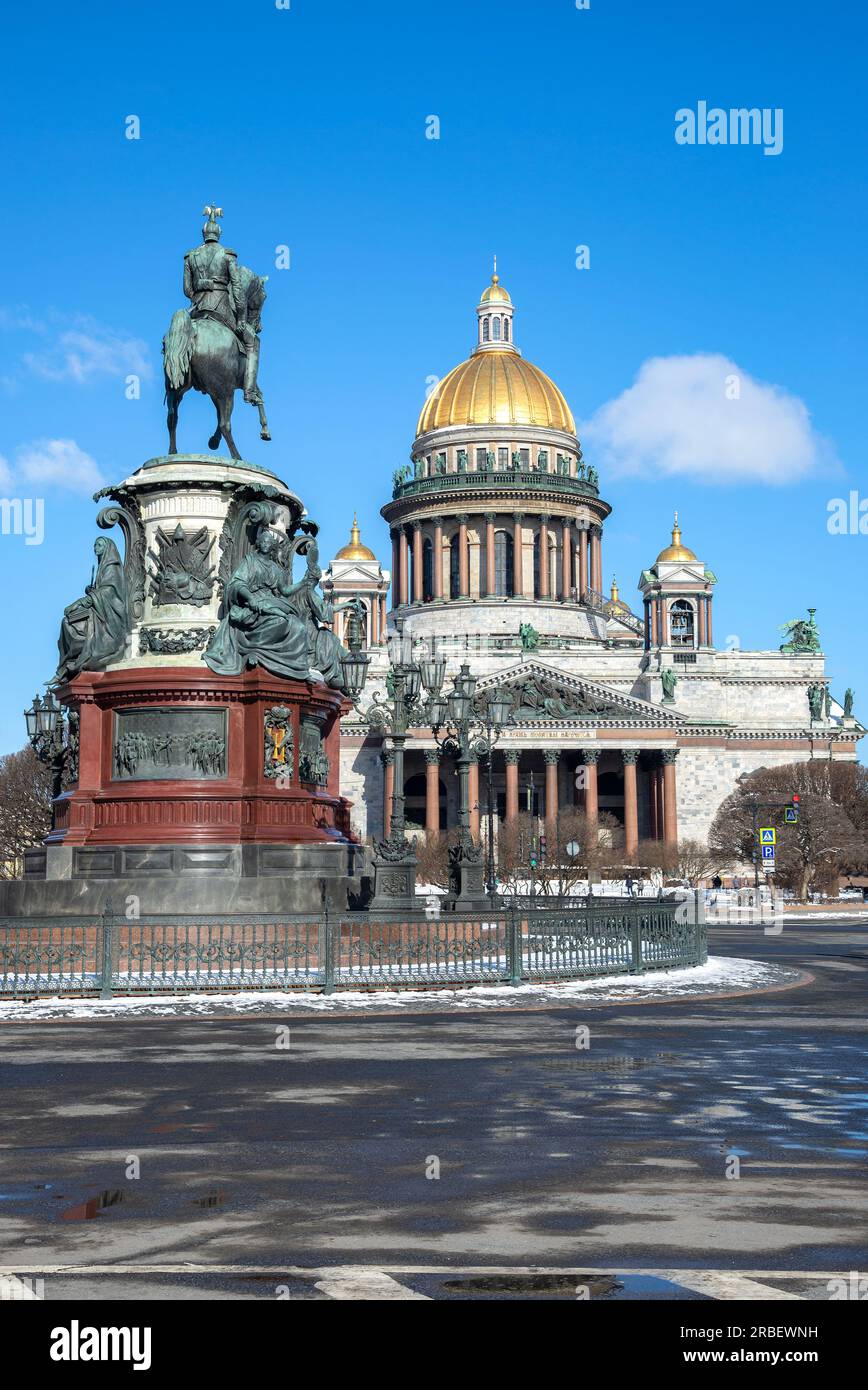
[162, 266, 270, 460]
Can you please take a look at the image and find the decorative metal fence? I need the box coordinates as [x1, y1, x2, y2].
[0, 899, 706, 1000]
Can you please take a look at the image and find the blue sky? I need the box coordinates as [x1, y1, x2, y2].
[1, 0, 866, 756]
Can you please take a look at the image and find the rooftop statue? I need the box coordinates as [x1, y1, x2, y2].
[163, 206, 271, 459]
[54, 537, 130, 684]
[780, 607, 821, 654]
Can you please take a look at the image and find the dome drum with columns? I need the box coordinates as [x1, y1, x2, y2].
[330, 268, 863, 860]
[381, 271, 622, 647]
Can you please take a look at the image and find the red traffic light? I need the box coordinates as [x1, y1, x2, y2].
[792, 793, 801, 804]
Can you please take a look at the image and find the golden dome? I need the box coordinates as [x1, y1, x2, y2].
[335, 515, 376, 562]
[656, 512, 697, 564]
[480, 272, 511, 304]
[417, 349, 576, 435]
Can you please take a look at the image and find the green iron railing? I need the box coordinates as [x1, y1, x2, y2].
[0, 899, 706, 1000]
[391, 469, 600, 502]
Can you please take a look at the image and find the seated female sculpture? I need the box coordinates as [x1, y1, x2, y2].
[204, 527, 314, 680]
[54, 536, 130, 683]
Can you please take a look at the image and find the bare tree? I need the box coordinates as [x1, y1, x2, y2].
[0, 746, 52, 879]
[667, 838, 729, 886]
[710, 763, 867, 899]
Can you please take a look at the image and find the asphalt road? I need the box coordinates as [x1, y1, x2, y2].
[1, 918, 866, 1299]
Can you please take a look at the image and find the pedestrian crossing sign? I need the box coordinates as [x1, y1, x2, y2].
[759, 827, 776, 845]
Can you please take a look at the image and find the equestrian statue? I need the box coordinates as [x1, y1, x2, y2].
[163, 205, 271, 459]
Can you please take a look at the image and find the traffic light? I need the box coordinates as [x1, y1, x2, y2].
[785, 793, 801, 824]
[539, 834, 547, 861]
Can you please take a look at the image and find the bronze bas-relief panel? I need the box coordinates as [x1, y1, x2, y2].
[112, 706, 228, 781]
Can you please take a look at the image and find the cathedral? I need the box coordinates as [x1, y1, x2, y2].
[326, 271, 863, 855]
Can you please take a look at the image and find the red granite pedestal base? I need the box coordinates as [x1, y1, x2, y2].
[50, 665, 354, 856]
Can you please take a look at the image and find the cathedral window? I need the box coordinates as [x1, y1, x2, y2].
[503, 318, 510, 342]
[494, 531, 514, 597]
[476, 448, 487, 469]
[498, 447, 508, 469]
[449, 534, 461, 599]
[422, 538, 434, 601]
[482, 317, 490, 342]
[492, 317, 501, 340]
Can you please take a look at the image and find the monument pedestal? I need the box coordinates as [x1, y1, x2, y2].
[6, 665, 362, 917]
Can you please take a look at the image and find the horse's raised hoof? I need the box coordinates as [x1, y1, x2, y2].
[208, 433, 221, 450]
[260, 430, 272, 442]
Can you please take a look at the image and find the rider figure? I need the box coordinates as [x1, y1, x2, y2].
[184, 207, 262, 405]
[184, 206, 241, 333]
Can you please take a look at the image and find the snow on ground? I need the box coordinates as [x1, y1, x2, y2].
[0, 955, 800, 1021]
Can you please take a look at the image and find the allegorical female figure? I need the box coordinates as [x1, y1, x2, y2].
[54, 537, 130, 684]
[204, 528, 314, 681]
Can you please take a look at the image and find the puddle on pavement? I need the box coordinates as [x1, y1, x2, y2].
[62, 1190, 126, 1222]
[437, 1273, 708, 1300]
[193, 1190, 227, 1209]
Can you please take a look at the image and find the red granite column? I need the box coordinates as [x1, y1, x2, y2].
[391, 531, 400, 609]
[432, 517, 444, 600]
[656, 762, 666, 841]
[544, 750, 559, 835]
[561, 518, 572, 598]
[583, 749, 599, 842]
[505, 751, 519, 822]
[707, 598, 713, 647]
[457, 514, 469, 599]
[622, 750, 639, 860]
[398, 529, 409, 606]
[425, 750, 441, 836]
[538, 515, 550, 598]
[698, 597, 707, 647]
[513, 513, 524, 597]
[662, 750, 679, 854]
[412, 521, 423, 603]
[649, 764, 659, 840]
[579, 526, 589, 597]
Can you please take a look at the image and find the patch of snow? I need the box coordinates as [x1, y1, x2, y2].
[0, 956, 798, 1021]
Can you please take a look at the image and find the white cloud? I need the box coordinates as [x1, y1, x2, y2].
[22, 327, 151, 384]
[15, 438, 103, 493]
[581, 353, 833, 484]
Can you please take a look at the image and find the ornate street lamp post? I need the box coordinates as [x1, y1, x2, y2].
[362, 619, 445, 910]
[430, 663, 513, 907]
[23, 689, 75, 830]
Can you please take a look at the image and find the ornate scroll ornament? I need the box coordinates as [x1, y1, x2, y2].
[264, 705, 294, 780]
[139, 626, 216, 655]
[147, 523, 216, 606]
[96, 496, 146, 621]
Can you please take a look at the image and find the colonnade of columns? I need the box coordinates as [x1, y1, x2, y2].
[390, 514, 604, 607]
[644, 594, 714, 648]
[384, 746, 680, 856]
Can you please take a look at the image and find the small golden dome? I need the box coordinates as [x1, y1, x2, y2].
[656, 512, 697, 564]
[609, 576, 630, 612]
[417, 350, 576, 434]
[335, 515, 377, 562]
[480, 272, 511, 304]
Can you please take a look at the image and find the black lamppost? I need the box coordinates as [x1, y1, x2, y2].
[24, 690, 74, 830]
[363, 619, 446, 909]
[430, 663, 513, 906]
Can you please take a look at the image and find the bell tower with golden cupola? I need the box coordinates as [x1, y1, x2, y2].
[639, 513, 717, 652]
